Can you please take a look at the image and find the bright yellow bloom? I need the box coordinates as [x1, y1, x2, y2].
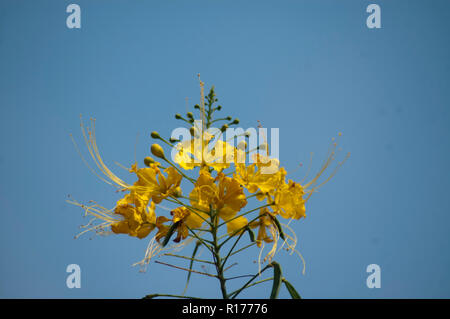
[215, 172, 248, 220]
[174, 132, 235, 171]
[272, 180, 306, 219]
[71, 83, 349, 281]
[189, 167, 217, 212]
[249, 207, 286, 264]
[132, 165, 182, 204]
[111, 201, 157, 239]
[234, 157, 286, 196]
[189, 169, 248, 236]
[250, 208, 277, 247]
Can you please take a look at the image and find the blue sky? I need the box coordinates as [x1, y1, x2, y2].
[0, 0, 449, 298]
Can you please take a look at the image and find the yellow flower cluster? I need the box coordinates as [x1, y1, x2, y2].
[70, 83, 348, 271]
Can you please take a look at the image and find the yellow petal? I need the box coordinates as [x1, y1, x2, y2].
[224, 216, 248, 236]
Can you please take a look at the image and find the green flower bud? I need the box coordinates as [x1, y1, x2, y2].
[173, 186, 182, 198]
[187, 112, 194, 118]
[232, 118, 240, 125]
[226, 116, 232, 121]
[151, 143, 165, 159]
[175, 113, 182, 119]
[144, 156, 155, 167]
[220, 124, 229, 132]
[150, 131, 160, 139]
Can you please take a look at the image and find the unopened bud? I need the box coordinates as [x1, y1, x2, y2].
[232, 118, 240, 125]
[151, 144, 165, 159]
[175, 113, 182, 119]
[220, 124, 229, 132]
[173, 186, 182, 198]
[144, 156, 155, 167]
[187, 112, 194, 118]
[151, 131, 160, 139]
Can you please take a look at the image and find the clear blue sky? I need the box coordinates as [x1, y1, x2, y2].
[1, 0, 449, 298]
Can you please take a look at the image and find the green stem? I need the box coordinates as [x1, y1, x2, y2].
[221, 229, 246, 267]
[218, 211, 268, 247]
[163, 253, 214, 265]
[228, 242, 256, 257]
[228, 277, 274, 295]
[229, 264, 272, 299]
[185, 225, 214, 253]
[162, 156, 196, 184]
[210, 207, 229, 299]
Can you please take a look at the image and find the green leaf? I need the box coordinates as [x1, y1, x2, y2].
[269, 215, 286, 241]
[269, 261, 282, 299]
[245, 226, 255, 242]
[283, 278, 302, 299]
[162, 221, 180, 247]
[183, 241, 201, 294]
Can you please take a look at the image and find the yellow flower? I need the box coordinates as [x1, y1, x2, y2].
[234, 159, 286, 197]
[272, 180, 306, 220]
[215, 172, 248, 221]
[250, 208, 277, 247]
[189, 167, 217, 212]
[155, 207, 208, 243]
[133, 165, 182, 204]
[173, 206, 207, 242]
[234, 154, 305, 220]
[111, 201, 157, 239]
[189, 170, 248, 236]
[249, 207, 283, 263]
[174, 133, 235, 171]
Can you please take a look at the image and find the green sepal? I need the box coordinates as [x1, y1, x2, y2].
[162, 221, 180, 247]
